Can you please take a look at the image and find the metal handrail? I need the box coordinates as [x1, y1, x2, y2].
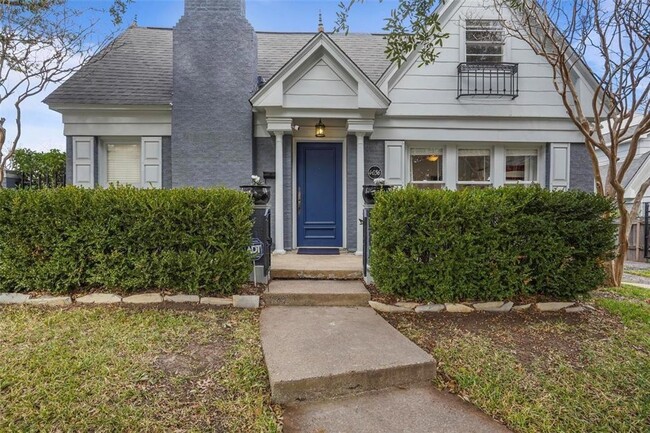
[457, 62, 519, 99]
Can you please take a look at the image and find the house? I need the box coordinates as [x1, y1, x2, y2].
[44, 0, 598, 255]
[597, 116, 650, 262]
[598, 116, 650, 212]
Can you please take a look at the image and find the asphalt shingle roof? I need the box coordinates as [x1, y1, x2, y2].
[44, 27, 390, 106]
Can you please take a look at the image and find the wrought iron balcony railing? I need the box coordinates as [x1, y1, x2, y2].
[457, 62, 519, 99]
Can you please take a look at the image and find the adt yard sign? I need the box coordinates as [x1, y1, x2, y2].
[248, 238, 264, 261]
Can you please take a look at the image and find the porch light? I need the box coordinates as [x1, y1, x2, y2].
[315, 119, 326, 137]
[427, 154, 439, 162]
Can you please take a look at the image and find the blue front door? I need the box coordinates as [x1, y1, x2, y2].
[297, 142, 343, 247]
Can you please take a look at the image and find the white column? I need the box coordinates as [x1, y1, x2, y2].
[356, 132, 365, 255]
[273, 132, 286, 254]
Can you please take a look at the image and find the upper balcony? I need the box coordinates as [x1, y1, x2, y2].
[457, 62, 519, 100]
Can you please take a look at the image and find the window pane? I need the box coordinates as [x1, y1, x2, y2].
[413, 183, 445, 190]
[458, 152, 490, 182]
[466, 30, 503, 42]
[506, 155, 538, 182]
[107, 143, 141, 186]
[466, 20, 503, 63]
[411, 153, 443, 182]
[466, 44, 503, 55]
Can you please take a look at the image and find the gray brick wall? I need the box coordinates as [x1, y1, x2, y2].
[185, 0, 245, 14]
[65, 136, 73, 186]
[93, 137, 99, 186]
[364, 138, 385, 184]
[283, 135, 293, 249]
[346, 135, 357, 251]
[253, 136, 277, 248]
[252, 135, 293, 250]
[545, 143, 551, 188]
[570, 142, 594, 192]
[171, 0, 257, 188]
[162, 136, 172, 188]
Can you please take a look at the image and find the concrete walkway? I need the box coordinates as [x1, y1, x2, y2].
[260, 279, 512, 432]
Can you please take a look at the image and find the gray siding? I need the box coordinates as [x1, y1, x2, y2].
[570, 143, 594, 192]
[545, 143, 551, 188]
[65, 136, 73, 186]
[283, 135, 293, 249]
[93, 137, 99, 186]
[162, 136, 172, 188]
[346, 135, 357, 251]
[253, 136, 276, 246]
[364, 138, 385, 184]
[171, 0, 257, 188]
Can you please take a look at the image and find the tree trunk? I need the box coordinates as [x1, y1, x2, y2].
[610, 209, 631, 287]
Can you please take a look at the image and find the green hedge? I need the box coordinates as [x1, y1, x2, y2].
[370, 186, 616, 302]
[0, 187, 253, 295]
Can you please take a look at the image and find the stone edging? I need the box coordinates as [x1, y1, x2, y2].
[0, 292, 260, 309]
[369, 300, 592, 314]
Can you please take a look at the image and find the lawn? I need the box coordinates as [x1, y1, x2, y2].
[625, 268, 650, 278]
[0, 304, 281, 432]
[384, 285, 650, 433]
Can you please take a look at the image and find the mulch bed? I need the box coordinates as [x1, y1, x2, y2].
[382, 306, 621, 367]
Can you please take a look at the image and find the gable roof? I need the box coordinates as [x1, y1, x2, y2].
[250, 32, 390, 110]
[44, 26, 390, 107]
[377, 0, 601, 96]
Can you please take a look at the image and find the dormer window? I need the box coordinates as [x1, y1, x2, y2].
[458, 20, 518, 99]
[466, 20, 504, 63]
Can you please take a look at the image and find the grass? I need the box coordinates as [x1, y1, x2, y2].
[0, 305, 281, 432]
[385, 287, 650, 433]
[624, 268, 650, 278]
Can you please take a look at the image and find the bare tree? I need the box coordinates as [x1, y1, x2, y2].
[487, 0, 649, 286]
[339, 0, 650, 286]
[0, 0, 131, 186]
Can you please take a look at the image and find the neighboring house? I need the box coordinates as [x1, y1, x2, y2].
[44, 0, 598, 255]
[598, 116, 650, 213]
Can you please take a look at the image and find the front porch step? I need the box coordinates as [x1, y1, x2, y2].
[260, 306, 436, 404]
[270, 252, 363, 280]
[271, 268, 363, 280]
[263, 280, 370, 306]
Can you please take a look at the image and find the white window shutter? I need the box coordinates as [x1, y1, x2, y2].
[385, 141, 405, 186]
[141, 137, 162, 189]
[73, 136, 94, 188]
[550, 143, 570, 190]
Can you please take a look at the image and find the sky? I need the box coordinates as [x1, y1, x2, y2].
[9, 0, 400, 152]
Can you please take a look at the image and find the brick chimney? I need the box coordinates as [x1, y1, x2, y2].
[172, 0, 257, 188]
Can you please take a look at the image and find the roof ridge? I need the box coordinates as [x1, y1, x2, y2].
[134, 26, 388, 36]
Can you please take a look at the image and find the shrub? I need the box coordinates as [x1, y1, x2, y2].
[0, 186, 253, 295]
[370, 186, 616, 302]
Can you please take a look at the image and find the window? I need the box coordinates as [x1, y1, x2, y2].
[410, 149, 444, 188]
[107, 143, 141, 186]
[466, 20, 504, 63]
[505, 149, 538, 184]
[458, 149, 491, 186]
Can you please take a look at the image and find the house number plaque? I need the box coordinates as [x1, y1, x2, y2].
[368, 166, 382, 179]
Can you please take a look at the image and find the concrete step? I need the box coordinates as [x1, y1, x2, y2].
[260, 306, 436, 404]
[283, 385, 512, 433]
[263, 280, 370, 306]
[270, 252, 363, 280]
[270, 268, 363, 280]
